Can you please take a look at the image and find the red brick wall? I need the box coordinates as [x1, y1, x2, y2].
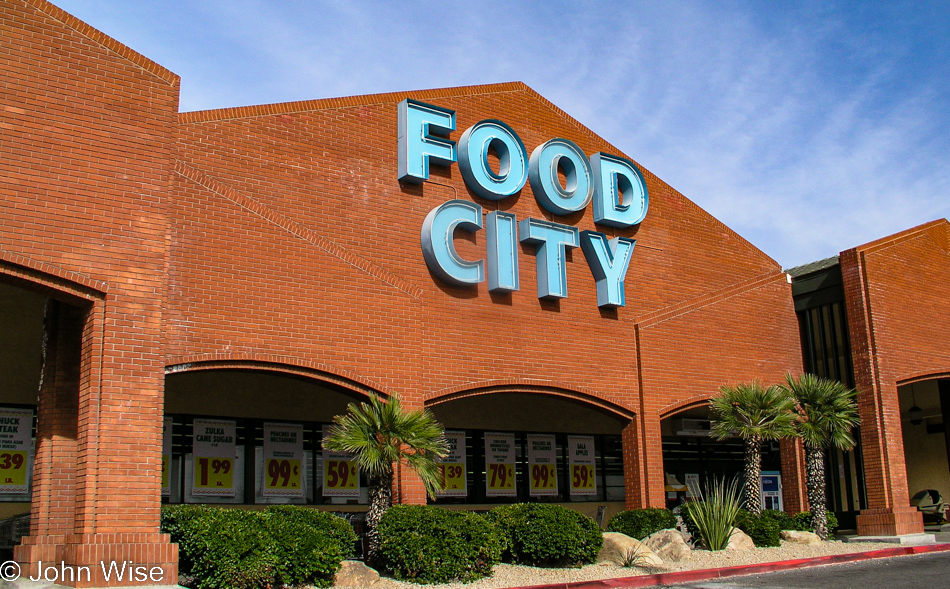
[842, 220, 949, 535]
[1, 0, 179, 583]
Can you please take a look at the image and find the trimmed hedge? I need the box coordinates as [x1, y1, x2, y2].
[487, 503, 603, 567]
[377, 505, 501, 584]
[160, 504, 355, 589]
[735, 510, 781, 547]
[606, 508, 676, 540]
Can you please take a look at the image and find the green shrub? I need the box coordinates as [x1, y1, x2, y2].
[265, 505, 357, 560]
[791, 511, 838, 534]
[160, 505, 353, 589]
[487, 503, 603, 567]
[606, 508, 676, 540]
[377, 505, 501, 584]
[735, 511, 781, 547]
[759, 509, 796, 531]
[683, 477, 743, 551]
[678, 501, 701, 543]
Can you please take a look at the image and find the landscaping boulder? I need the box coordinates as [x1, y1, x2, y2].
[780, 530, 822, 545]
[334, 560, 380, 587]
[725, 528, 756, 551]
[643, 529, 692, 562]
[597, 532, 664, 567]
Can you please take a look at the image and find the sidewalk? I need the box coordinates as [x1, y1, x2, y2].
[514, 543, 950, 589]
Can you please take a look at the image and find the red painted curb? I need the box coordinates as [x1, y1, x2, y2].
[513, 543, 950, 589]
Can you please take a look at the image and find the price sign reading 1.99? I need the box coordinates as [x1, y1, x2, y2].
[436, 431, 468, 498]
[484, 432, 516, 498]
[568, 435, 597, 497]
[323, 450, 360, 498]
[192, 418, 236, 498]
[263, 422, 304, 498]
[527, 434, 558, 497]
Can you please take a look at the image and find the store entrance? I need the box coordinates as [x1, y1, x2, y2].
[660, 406, 780, 510]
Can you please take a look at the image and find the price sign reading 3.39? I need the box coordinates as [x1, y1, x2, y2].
[484, 432, 516, 498]
[263, 422, 304, 498]
[0, 408, 32, 494]
[192, 418, 236, 497]
[437, 430, 468, 498]
[568, 435, 597, 497]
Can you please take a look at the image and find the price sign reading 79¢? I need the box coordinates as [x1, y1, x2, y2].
[484, 432, 517, 497]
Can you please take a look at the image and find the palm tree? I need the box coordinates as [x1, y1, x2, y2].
[781, 373, 860, 540]
[323, 393, 448, 565]
[709, 381, 797, 514]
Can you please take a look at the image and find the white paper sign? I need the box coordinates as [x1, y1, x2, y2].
[437, 430, 467, 497]
[192, 418, 236, 497]
[484, 432, 517, 498]
[0, 408, 32, 494]
[263, 422, 304, 498]
[527, 434, 558, 497]
[568, 435, 597, 496]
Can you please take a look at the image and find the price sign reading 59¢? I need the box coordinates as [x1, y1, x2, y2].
[322, 442, 360, 498]
[571, 464, 596, 489]
[568, 435, 597, 496]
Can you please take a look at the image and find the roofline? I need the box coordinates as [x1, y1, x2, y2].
[846, 218, 949, 256]
[27, 0, 179, 86]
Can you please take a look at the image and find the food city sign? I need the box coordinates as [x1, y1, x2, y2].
[398, 99, 649, 308]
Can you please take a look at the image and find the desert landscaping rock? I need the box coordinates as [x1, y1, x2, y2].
[356, 539, 896, 589]
[726, 527, 756, 550]
[643, 529, 692, 562]
[781, 530, 822, 545]
[334, 560, 381, 587]
[597, 532, 664, 567]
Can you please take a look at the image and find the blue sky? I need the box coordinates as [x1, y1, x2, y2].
[54, 0, 950, 269]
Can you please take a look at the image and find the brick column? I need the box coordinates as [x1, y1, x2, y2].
[626, 413, 665, 509]
[393, 397, 428, 505]
[621, 420, 645, 509]
[779, 437, 807, 513]
[840, 249, 923, 536]
[15, 299, 177, 587]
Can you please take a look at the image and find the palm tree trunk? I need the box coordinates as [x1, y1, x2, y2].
[744, 436, 762, 514]
[365, 468, 394, 567]
[805, 443, 828, 540]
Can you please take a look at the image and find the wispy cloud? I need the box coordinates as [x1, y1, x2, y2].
[54, 0, 950, 267]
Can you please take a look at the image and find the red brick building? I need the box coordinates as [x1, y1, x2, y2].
[0, 0, 942, 585]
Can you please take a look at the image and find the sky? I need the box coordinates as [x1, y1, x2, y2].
[52, 0, 950, 269]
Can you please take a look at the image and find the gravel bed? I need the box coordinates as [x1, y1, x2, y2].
[357, 540, 898, 589]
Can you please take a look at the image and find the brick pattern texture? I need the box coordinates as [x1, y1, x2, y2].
[0, 0, 810, 584]
[841, 220, 950, 536]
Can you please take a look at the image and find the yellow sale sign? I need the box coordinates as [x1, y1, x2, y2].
[263, 423, 305, 498]
[0, 408, 32, 494]
[323, 456, 359, 494]
[485, 432, 516, 498]
[568, 435, 597, 496]
[527, 434, 558, 497]
[440, 462, 465, 492]
[436, 431, 468, 498]
[192, 418, 236, 497]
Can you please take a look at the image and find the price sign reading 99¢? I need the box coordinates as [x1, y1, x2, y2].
[568, 435, 597, 497]
[527, 434, 558, 497]
[322, 447, 360, 498]
[192, 418, 236, 497]
[484, 432, 517, 498]
[263, 423, 305, 498]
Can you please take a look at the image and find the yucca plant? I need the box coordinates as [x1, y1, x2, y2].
[684, 477, 744, 551]
[323, 394, 449, 565]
